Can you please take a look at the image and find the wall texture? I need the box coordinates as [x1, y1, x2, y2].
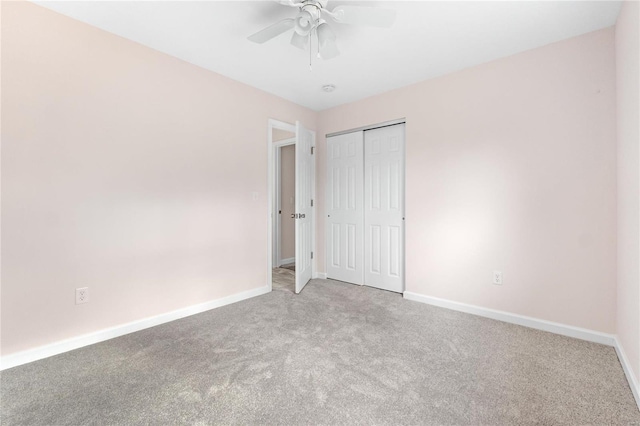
[616, 0, 640, 381]
[1, 2, 315, 356]
[317, 28, 617, 333]
[280, 144, 296, 262]
[1, 1, 625, 361]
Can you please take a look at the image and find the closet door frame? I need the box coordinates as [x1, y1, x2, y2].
[325, 119, 406, 293]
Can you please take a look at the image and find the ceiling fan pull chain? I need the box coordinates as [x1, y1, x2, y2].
[309, 33, 312, 71]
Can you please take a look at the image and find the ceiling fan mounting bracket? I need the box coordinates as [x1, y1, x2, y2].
[298, 0, 328, 10]
[298, 0, 325, 23]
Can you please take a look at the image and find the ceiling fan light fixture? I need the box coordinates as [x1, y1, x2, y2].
[294, 10, 314, 36]
[290, 31, 308, 49]
[317, 21, 339, 60]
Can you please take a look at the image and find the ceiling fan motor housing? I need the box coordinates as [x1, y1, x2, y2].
[294, 0, 326, 35]
[301, 0, 328, 10]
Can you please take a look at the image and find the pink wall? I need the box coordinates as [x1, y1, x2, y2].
[1, 2, 315, 356]
[616, 0, 640, 381]
[0, 0, 4, 355]
[0, 1, 626, 360]
[272, 128, 295, 143]
[280, 145, 296, 262]
[317, 28, 617, 333]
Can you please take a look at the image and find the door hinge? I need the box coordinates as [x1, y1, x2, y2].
[311, 146, 315, 155]
[311, 251, 314, 259]
[311, 199, 314, 207]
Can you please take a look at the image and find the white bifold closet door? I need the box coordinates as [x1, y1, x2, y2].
[326, 131, 365, 285]
[363, 125, 405, 293]
[326, 123, 405, 293]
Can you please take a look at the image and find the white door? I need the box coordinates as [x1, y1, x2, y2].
[295, 121, 314, 293]
[326, 131, 364, 285]
[364, 124, 405, 293]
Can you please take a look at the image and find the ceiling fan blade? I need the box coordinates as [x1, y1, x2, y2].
[330, 5, 397, 28]
[248, 18, 295, 44]
[317, 22, 339, 60]
[290, 32, 308, 50]
[274, 0, 303, 7]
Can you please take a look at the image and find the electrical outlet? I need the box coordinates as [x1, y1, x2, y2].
[493, 271, 503, 285]
[76, 287, 89, 304]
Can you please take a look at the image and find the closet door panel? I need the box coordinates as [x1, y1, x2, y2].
[364, 124, 405, 293]
[326, 131, 364, 285]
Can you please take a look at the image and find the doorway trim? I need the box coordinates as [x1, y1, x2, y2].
[326, 118, 406, 138]
[274, 137, 296, 268]
[267, 119, 316, 292]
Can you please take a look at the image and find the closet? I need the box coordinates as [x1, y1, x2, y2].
[326, 123, 405, 293]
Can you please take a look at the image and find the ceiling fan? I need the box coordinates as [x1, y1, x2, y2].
[247, 0, 397, 62]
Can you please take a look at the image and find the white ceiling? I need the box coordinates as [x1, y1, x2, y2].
[33, 1, 621, 111]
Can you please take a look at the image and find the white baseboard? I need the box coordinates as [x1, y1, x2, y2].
[614, 337, 640, 410]
[314, 272, 327, 279]
[1, 285, 271, 371]
[279, 257, 294, 266]
[403, 291, 615, 346]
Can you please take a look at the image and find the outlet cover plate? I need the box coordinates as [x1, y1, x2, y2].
[493, 271, 503, 285]
[76, 287, 89, 304]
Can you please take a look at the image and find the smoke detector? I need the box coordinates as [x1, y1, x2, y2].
[322, 84, 336, 93]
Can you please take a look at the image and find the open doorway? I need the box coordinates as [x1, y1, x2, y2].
[267, 119, 316, 294]
[273, 131, 296, 293]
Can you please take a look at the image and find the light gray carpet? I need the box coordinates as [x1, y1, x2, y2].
[2, 279, 639, 425]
